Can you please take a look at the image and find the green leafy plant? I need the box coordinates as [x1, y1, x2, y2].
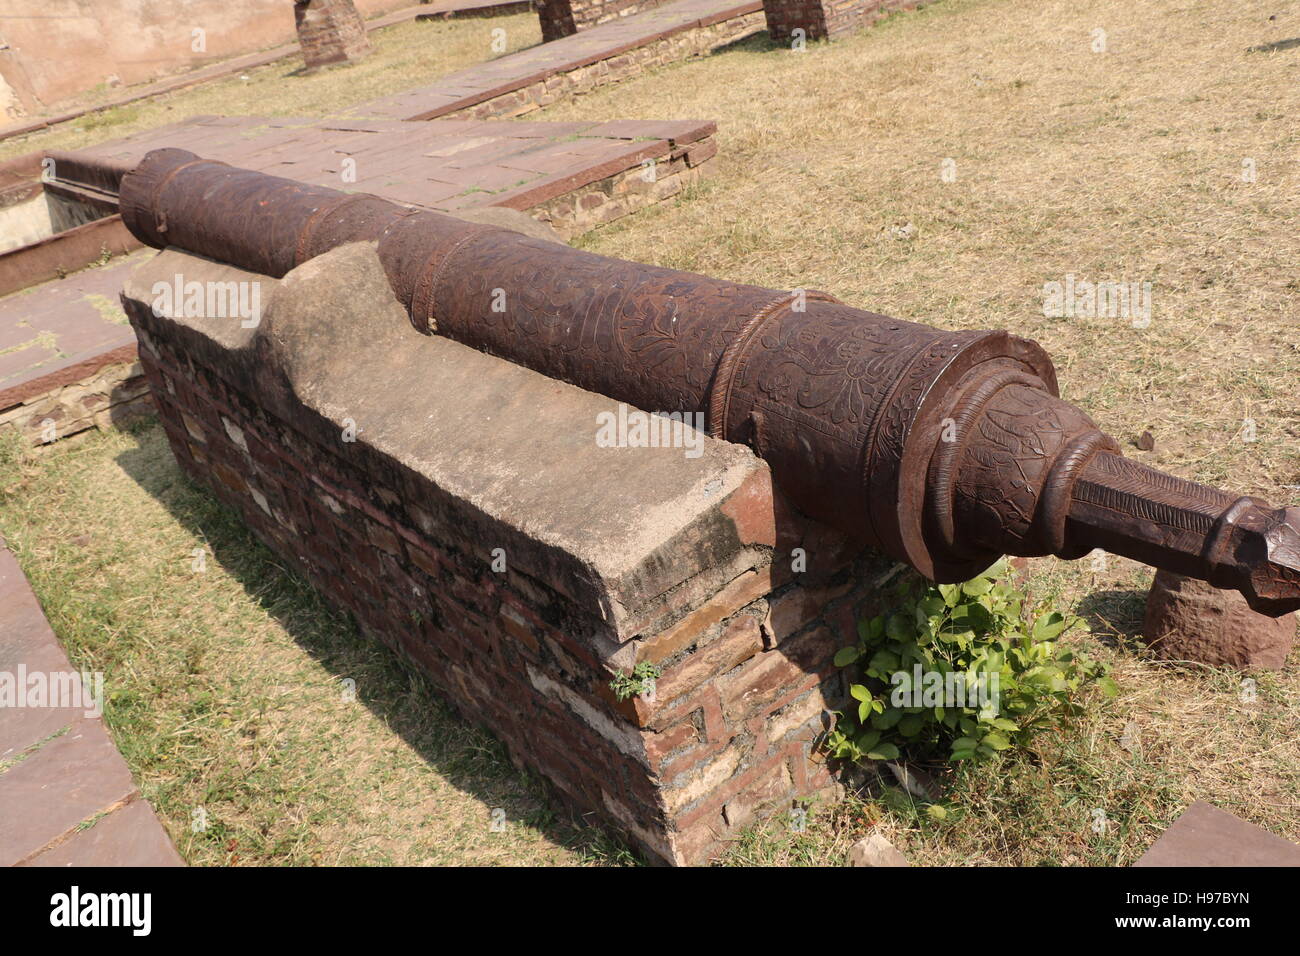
[826, 559, 1116, 765]
[609, 661, 662, 702]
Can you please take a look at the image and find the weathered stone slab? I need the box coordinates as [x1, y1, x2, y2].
[1135, 802, 1300, 867]
[0, 717, 136, 863]
[19, 799, 184, 868]
[125, 245, 770, 645]
[0, 540, 182, 866]
[0, 542, 92, 761]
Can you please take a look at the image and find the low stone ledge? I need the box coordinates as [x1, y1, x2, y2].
[0, 348, 153, 447]
[437, 9, 767, 122]
[123, 247, 775, 647]
[120, 242, 896, 863]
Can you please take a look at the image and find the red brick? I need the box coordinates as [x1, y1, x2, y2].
[645, 716, 702, 769]
[719, 467, 777, 548]
[652, 614, 764, 708]
[717, 629, 834, 723]
[765, 578, 852, 645]
[637, 566, 773, 665]
[722, 758, 793, 830]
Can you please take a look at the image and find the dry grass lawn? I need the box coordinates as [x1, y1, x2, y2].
[0, 425, 633, 865]
[535, 0, 1300, 863]
[1, 0, 1296, 865]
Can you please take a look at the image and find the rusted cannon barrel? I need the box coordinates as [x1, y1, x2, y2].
[118, 148, 1300, 616]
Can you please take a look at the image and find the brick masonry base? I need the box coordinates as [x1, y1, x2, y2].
[528, 134, 717, 240]
[0, 351, 153, 447]
[120, 243, 903, 864]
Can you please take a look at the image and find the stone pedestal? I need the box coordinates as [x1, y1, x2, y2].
[294, 0, 372, 70]
[120, 243, 899, 865]
[1143, 570, 1295, 670]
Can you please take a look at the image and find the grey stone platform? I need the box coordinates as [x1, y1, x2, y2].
[0, 541, 182, 867]
[1135, 801, 1300, 867]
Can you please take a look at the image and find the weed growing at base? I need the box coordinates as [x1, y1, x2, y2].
[827, 559, 1117, 766]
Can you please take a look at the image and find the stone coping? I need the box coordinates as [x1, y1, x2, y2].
[123, 246, 775, 644]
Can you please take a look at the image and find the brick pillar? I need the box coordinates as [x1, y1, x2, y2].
[764, 0, 913, 43]
[536, 0, 578, 42]
[536, 0, 677, 41]
[294, 0, 372, 69]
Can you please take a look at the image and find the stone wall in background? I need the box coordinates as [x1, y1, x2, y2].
[0, 0, 408, 118]
[119, 242, 899, 864]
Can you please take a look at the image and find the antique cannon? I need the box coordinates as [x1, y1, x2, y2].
[118, 148, 1300, 616]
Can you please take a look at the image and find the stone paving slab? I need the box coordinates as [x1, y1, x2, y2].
[1134, 801, 1300, 867]
[0, 254, 144, 407]
[354, 0, 763, 122]
[0, 542, 182, 867]
[58, 113, 712, 213]
[19, 799, 186, 867]
[0, 549, 87, 759]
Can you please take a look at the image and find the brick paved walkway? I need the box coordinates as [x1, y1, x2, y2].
[0, 541, 183, 866]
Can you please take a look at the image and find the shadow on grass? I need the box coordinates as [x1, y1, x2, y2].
[1077, 587, 1148, 652]
[1247, 37, 1300, 53]
[114, 421, 641, 866]
[708, 30, 783, 57]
